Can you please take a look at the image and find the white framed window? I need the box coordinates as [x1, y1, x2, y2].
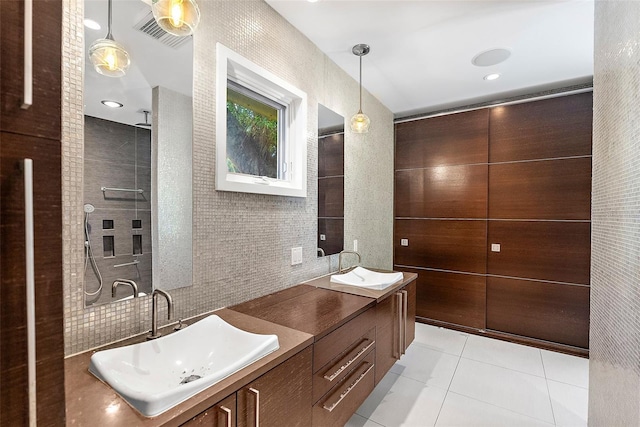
[216, 43, 307, 197]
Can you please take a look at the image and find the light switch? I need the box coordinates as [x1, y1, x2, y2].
[401, 239, 409, 247]
[491, 243, 501, 252]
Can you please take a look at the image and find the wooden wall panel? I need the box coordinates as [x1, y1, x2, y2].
[395, 164, 488, 218]
[489, 92, 593, 162]
[318, 133, 344, 177]
[487, 221, 591, 284]
[395, 219, 487, 274]
[399, 267, 486, 329]
[487, 277, 590, 348]
[318, 219, 344, 256]
[318, 177, 344, 218]
[489, 157, 592, 220]
[395, 109, 489, 169]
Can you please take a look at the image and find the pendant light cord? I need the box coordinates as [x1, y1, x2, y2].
[358, 55, 363, 114]
[106, 0, 113, 40]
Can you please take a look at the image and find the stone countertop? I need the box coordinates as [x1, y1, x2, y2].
[302, 269, 418, 303]
[229, 284, 376, 341]
[64, 308, 313, 427]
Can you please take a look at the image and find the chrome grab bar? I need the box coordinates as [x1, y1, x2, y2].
[101, 186, 144, 194]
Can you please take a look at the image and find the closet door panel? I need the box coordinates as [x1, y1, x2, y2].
[399, 267, 486, 329]
[487, 221, 591, 285]
[489, 157, 592, 220]
[395, 164, 488, 218]
[0, 0, 62, 139]
[487, 277, 590, 348]
[395, 219, 487, 274]
[395, 109, 488, 169]
[489, 92, 592, 162]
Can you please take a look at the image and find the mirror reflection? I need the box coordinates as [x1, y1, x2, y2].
[317, 104, 345, 257]
[83, 0, 193, 306]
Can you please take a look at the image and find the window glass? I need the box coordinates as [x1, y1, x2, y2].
[226, 81, 284, 179]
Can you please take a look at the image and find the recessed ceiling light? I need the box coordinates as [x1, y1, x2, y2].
[308, 0, 319, 2]
[84, 18, 101, 30]
[484, 73, 501, 81]
[101, 100, 123, 108]
[472, 48, 511, 67]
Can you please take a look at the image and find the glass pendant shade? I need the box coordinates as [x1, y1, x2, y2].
[89, 38, 130, 78]
[152, 0, 201, 37]
[350, 44, 371, 134]
[350, 111, 370, 133]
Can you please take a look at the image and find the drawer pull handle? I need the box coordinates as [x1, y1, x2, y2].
[23, 159, 36, 426]
[396, 292, 403, 358]
[324, 339, 375, 381]
[219, 406, 232, 427]
[401, 289, 408, 355]
[248, 387, 260, 427]
[22, 0, 33, 109]
[323, 362, 374, 412]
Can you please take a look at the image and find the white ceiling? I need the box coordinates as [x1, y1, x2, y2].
[84, 0, 594, 124]
[265, 0, 594, 117]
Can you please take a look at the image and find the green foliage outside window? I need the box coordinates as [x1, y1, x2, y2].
[226, 90, 279, 178]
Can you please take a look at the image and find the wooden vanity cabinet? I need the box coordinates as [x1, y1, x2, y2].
[183, 347, 312, 427]
[375, 281, 416, 384]
[311, 308, 376, 427]
[182, 394, 237, 427]
[237, 347, 312, 427]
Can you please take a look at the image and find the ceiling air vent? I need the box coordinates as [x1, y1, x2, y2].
[133, 11, 192, 49]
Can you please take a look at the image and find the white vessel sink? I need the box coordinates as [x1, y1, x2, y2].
[89, 315, 279, 417]
[330, 267, 403, 290]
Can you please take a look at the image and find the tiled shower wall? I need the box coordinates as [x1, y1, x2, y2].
[62, 0, 394, 354]
[590, 1, 640, 424]
[83, 116, 153, 306]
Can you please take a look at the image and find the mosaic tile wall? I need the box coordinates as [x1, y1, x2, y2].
[62, 0, 394, 355]
[590, 1, 640, 424]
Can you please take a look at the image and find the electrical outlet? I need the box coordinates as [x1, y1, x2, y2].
[491, 243, 501, 252]
[353, 239, 358, 252]
[320, 234, 326, 241]
[401, 238, 409, 246]
[291, 247, 303, 265]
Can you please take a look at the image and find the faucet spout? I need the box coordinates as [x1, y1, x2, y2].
[148, 289, 174, 340]
[112, 279, 139, 298]
[338, 250, 361, 274]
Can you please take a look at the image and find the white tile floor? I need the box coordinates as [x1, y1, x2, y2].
[346, 323, 589, 427]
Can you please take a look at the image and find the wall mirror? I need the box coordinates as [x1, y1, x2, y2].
[317, 104, 345, 257]
[83, 0, 193, 307]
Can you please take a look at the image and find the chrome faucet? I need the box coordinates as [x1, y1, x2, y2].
[148, 289, 174, 340]
[338, 250, 361, 273]
[112, 279, 138, 298]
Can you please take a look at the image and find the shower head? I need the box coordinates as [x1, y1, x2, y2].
[84, 203, 95, 213]
[135, 110, 151, 127]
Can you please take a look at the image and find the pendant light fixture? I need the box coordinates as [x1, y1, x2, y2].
[88, 0, 130, 78]
[152, 0, 201, 37]
[350, 44, 371, 134]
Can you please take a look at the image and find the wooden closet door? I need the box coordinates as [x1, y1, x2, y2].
[0, 0, 65, 424]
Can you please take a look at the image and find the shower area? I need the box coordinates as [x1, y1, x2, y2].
[84, 115, 153, 306]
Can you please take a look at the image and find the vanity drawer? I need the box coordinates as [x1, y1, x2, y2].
[312, 350, 375, 427]
[313, 327, 375, 403]
[313, 307, 374, 372]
